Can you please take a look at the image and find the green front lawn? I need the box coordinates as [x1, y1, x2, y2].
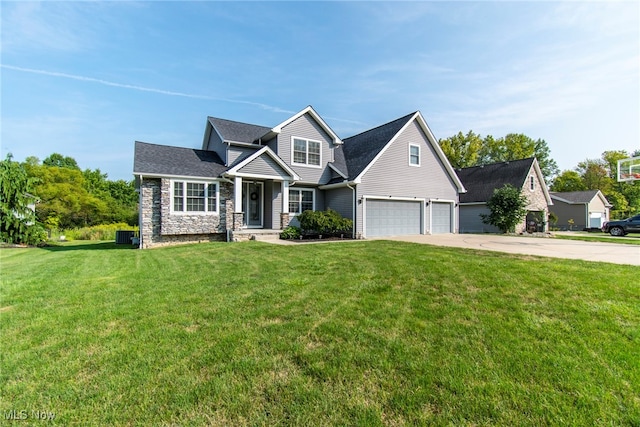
[1, 241, 638, 425]
[554, 231, 640, 245]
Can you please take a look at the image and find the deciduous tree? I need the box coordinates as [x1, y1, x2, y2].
[480, 184, 529, 233]
[550, 170, 585, 192]
[0, 154, 45, 244]
[438, 131, 483, 169]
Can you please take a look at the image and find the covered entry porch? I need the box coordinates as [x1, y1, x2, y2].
[223, 146, 300, 231]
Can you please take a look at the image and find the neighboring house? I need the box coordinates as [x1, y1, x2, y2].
[133, 106, 466, 248]
[549, 190, 612, 230]
[456, 158, 552, 234]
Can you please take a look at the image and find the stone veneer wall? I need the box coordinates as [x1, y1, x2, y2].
[517, 170, 550, 234]
[140, 178, 234, 248]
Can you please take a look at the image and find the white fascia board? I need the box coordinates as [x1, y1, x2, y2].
[327, 162, 348, 179]
[531, 159, 553, 205]
[134, 172, 223, 181]
[228, 140, 261, 147]
[413, 112, 467, 193]
[595, 190, 614, 208]
[549, 195, 576, 205]
[354, 117, 412, 182]
[352, 112, 466, 194]
[230, 172, 287, 181]
[226, 146, 300, 181]
[272, 106, 343, 145]
[363, 195, 427, 202]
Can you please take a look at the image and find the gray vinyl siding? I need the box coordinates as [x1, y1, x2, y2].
[238, 154, 290, 178]
[228, 146, 258, 167]
[277, 113, 335, 184]
[206, 129, 226, 164]
[459, 205, 500, 233]
[324, 187, 354, 220]
[356, 120, 459, 237]
[550, 201, 587, 230]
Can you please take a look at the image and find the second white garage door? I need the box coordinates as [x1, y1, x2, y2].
[365, 199, 422, 237]
[431, 202, 453, 234]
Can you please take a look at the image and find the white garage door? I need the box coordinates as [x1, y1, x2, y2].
[432, 202, 452, 234]
[366, 199, 422, 237]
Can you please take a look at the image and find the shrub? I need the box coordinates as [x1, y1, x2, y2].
[480, 184, 528, 233]
[60, 223, 139, 241]
[280, 226, 302, 240]
[24, 224, 48, 246]
[298, 209, 353, 237]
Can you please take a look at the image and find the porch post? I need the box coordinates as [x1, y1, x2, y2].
[282, 180, 289, 213]
[234, 176, 243, 212]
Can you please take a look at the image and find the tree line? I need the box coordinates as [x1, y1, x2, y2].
[1, 153, 137, 244]
[438, 131, 639, 219]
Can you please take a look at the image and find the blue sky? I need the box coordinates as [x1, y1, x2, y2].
[2, 1, 638, 181]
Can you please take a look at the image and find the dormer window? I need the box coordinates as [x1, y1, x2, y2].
[292, 137, 321, 167]
[530, 176, 535, 191]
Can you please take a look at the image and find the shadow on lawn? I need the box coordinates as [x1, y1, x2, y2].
[41, 242, 137, 252]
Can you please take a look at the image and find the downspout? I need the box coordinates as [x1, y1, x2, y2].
[346, 182, 356, 239]
[138, 174, 143, 249]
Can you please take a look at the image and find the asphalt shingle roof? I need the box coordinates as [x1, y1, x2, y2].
[456, 158, 535, 203]
[550, 190, 601, 204]
[341, 112, 415, 180]
[208, 117, 271, 144]
[133, 141, 227, 178]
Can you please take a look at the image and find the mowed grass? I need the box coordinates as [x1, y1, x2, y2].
[1, 241, 638, 426]
[554, 231, 640, 245]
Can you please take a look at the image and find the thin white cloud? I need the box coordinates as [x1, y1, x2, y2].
[1, 64, 295, 114]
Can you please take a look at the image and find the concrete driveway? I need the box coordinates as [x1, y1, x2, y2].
[376, 233, 640, 266]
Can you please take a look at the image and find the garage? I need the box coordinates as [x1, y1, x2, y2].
[365, 199, 422, 237]
[431, 202, 453, 234]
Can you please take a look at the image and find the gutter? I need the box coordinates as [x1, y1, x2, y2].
[318, 180, 359, 190]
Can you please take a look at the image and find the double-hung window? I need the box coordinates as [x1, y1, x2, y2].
[409, 144, 420, 166]
[172, 181, 218, 213]
[292, 137, 321, 167]
[289, 188, 314, 214]
[530, 176, 535, 191]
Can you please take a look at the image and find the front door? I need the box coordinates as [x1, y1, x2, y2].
[242, 182, 263, 228]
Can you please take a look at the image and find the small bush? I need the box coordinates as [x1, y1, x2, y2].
[25, 224, 48, 246]
[298, 209, 353, 237]
[280, 226, 302, 240]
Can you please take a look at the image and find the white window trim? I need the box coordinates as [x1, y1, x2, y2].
[288, 187, 315, 215]
[409, 144, 421, 167]
[171, 179, 219, 215]
[530, 175, 535, 191]
[291, 136, 322, 168]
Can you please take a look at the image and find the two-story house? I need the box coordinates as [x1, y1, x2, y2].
[133, 106, 466, 247]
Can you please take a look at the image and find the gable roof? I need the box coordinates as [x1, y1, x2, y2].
[457, 157, 549, 203]
[134, 141, 227, 179]
[340, 111, 466, 192]
[550, 190, 612, 207]
[341, 112, 414, 180]
[272, 106, 343, 145]
[207, 117, 272, 145]
[225, 146, 300, 181]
